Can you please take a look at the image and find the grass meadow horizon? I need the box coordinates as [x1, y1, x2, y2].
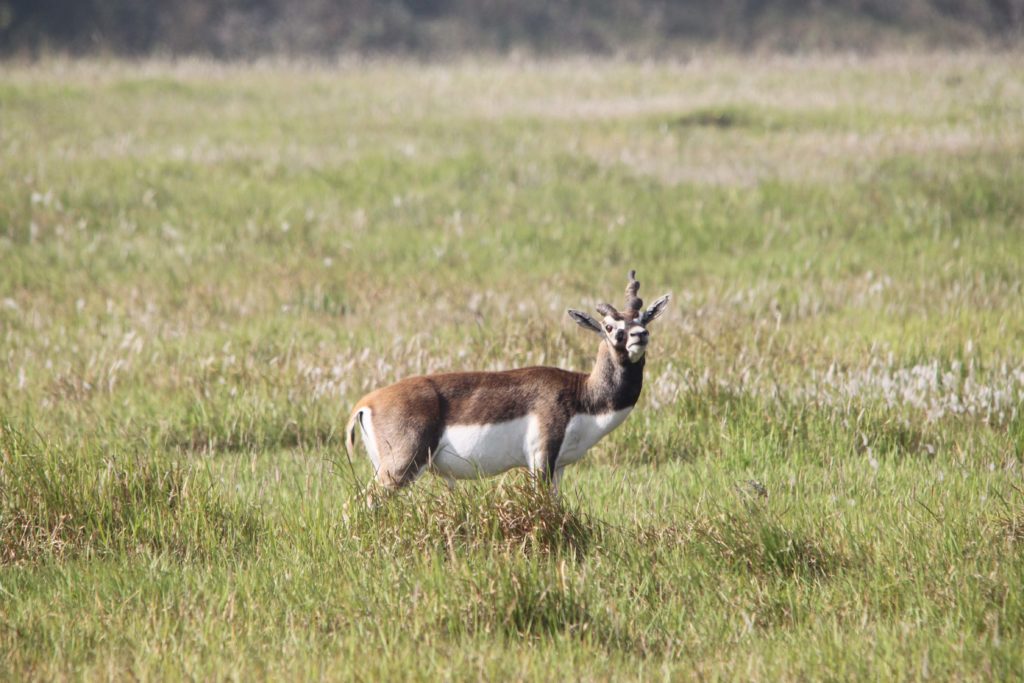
[1, 52, 1023, 679]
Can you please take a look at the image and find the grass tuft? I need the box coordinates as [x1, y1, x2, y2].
[351, 476, 596, 560]
[0, 421, 263, 565]
[997, 485, 1024, 544]
[695, 508, 841, 580]
[451, 560, 595, 639]
[640, 497, 844, 581]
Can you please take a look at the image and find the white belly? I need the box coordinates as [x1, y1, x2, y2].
[557, 407, 633, 466]
[430, 407, 633, 479]
[432, 415, 538, 479]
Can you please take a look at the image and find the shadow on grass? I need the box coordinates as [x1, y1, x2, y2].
[672, 106, 765, 130]
[668, 104, 820, 133]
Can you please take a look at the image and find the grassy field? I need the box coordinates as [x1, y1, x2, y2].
[1, 53, 1023, 680]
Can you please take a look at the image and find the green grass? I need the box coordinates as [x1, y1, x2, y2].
[1, 54, 1023, 680]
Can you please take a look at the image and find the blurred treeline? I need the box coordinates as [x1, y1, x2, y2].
[1, 0, 1022, 58]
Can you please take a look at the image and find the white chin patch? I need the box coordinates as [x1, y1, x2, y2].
[627, 345, 647, 363]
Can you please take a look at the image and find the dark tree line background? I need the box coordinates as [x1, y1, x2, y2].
[1, 0, 1022, 58]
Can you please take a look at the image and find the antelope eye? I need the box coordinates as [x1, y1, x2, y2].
[605, 324, 613, 332]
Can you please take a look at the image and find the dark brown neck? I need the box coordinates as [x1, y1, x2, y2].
[582, 341, 645, 413]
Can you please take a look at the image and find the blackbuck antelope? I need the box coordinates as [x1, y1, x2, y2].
[344, 271, 670, 499]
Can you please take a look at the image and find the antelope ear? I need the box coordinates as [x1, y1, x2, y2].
[639, 294, 671, 325]
[567, 309, 604, 335]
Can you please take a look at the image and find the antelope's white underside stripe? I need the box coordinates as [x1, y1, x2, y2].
[431, 415, 538, 479]
[430, 407, 633, 480]
[558, 406, 632, 465]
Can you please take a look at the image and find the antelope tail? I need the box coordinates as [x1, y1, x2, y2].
[344, 408, 361, 465]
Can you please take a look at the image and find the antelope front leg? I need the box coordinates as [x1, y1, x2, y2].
[363, 480, 396, 510]
[551, 467, 564, 498]
[435, 471, 457, 492]
[529, 450, 562, 498]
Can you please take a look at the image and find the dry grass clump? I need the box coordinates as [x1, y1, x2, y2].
[996, 485, 1024, 544]
[694, 511, 838, 579]
[351, 476, 597, 560]
[1001, 515, 1024, 544]
[448, 560, 595, 639]
[337, 479, 615, 642]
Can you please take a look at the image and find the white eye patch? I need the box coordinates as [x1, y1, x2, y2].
[602, 317, 626, 333]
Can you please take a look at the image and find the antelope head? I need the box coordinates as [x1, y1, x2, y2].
[568, 270, 671, 363]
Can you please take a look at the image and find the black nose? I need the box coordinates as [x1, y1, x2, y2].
[615, 331, 624, 342]
[630, 330, 648, 340]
